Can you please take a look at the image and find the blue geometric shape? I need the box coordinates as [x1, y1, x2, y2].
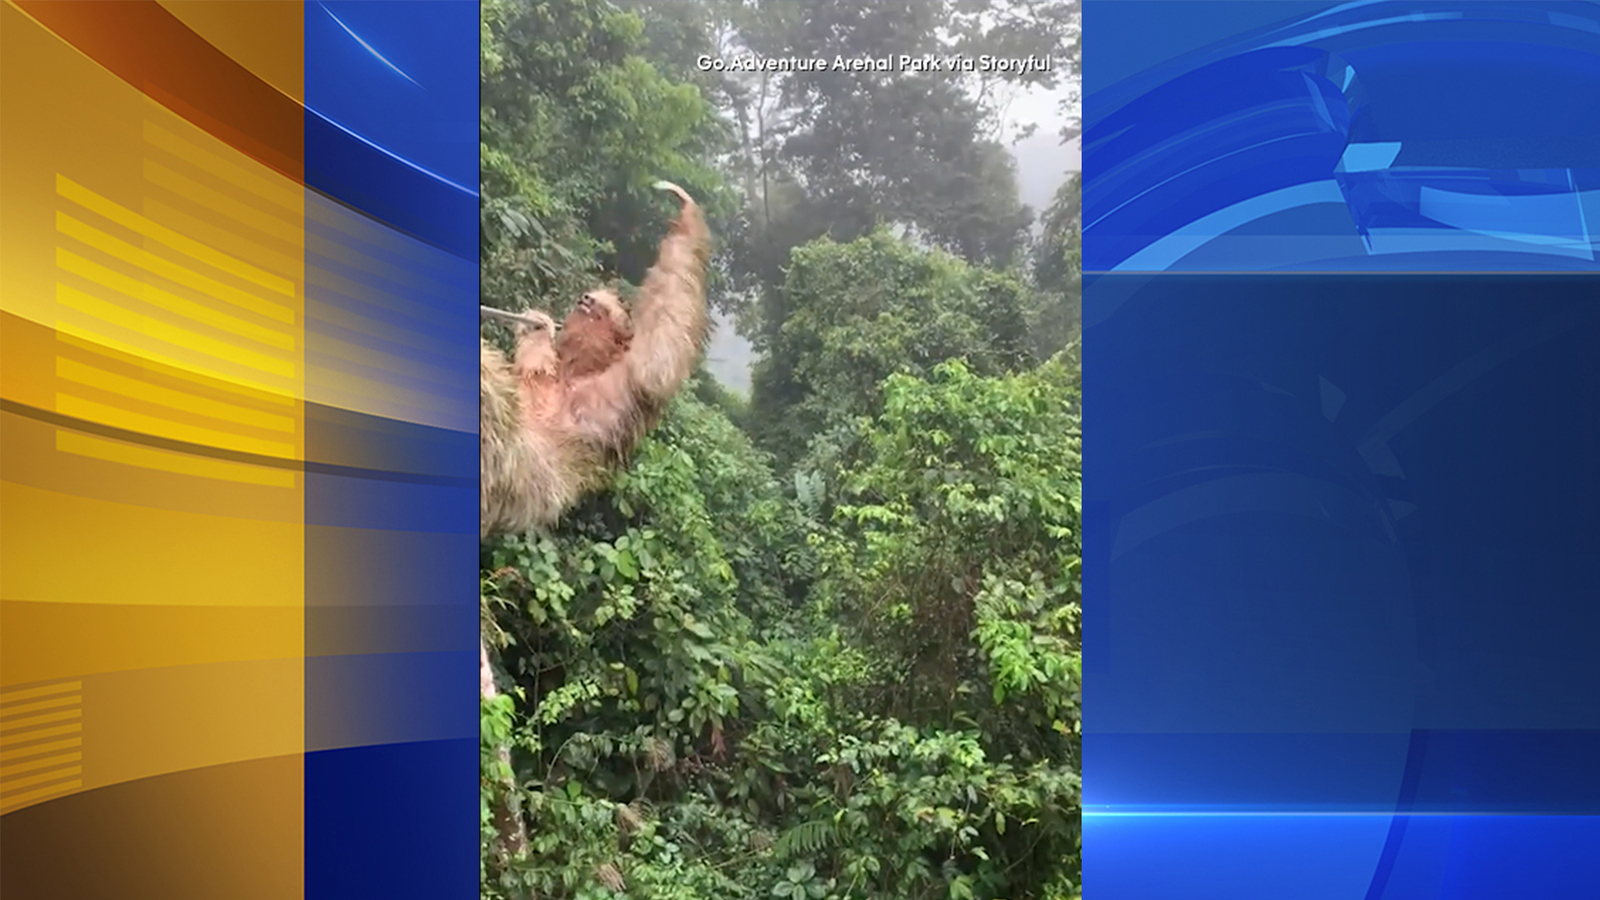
[1338, 142, 1403, 173]
[1114, 181, 1350, 271]
[1086, 1, 1600, 272]
[1319, 375, 1346, 421]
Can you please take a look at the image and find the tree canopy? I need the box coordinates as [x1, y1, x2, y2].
[479, 2, 1083, 898]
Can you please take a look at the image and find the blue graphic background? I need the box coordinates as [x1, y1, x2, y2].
[1084, 273, 1600, 898]
[1085, 1, 1600, 272]
[303, 3, 479, 897]
[1084, 2, 1600, 897]
[305, 0, 478, 259]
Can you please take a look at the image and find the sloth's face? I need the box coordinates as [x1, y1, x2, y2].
[576, 289, 628, 331]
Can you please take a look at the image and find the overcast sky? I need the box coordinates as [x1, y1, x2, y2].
[1006, 80, 1081, 218]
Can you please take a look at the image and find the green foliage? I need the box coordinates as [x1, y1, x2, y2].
[1034, 173, 1081, 298]
[481, 392, 794, 899]
[479, 4, 1081, 899]
[1029, 173, 1082, 360]
[748, 231, 1043, 472]
[480, 0, 736, 313]
[482, 359, 1081, 900]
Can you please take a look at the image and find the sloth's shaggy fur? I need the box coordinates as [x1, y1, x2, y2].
[479, 181, 711, 538]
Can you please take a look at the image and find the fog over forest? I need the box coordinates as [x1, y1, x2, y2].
[709, 77, 1079, 393]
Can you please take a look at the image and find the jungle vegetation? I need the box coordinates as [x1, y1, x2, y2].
[480, 2, 1083, 898]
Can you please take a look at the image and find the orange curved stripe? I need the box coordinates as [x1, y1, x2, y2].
[11, 0, 303, 182]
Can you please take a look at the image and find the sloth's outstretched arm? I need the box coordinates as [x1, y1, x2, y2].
[626, 181, 711, 404]
[557, 182, 711, 454]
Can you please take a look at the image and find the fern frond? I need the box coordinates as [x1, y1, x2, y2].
[773, 818, 837, 860]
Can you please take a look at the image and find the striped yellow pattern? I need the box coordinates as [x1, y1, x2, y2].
[1, 1, 307, 822]
[0, 681, 84, 814]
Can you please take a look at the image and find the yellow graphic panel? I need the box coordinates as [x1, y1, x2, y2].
[0, 0, 307, 826]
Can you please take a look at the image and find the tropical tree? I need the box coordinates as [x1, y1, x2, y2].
[748, 231, 1044, 471]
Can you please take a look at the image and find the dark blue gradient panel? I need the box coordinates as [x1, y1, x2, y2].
[303, 2, 479, 898]
[1083, 272, 1600, 898]
[304, 740, 479, 900]
[1084, 1, 1600, 272]
[305, 1, 478, 259]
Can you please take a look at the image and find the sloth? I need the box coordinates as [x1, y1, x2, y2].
[479, 180, 711, 537]
[478, 181, 710, 867]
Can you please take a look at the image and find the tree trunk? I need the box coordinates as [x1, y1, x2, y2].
[482, 635, 528, 873]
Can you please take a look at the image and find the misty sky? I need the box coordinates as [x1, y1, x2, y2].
[1009, 80, 1081, 219]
